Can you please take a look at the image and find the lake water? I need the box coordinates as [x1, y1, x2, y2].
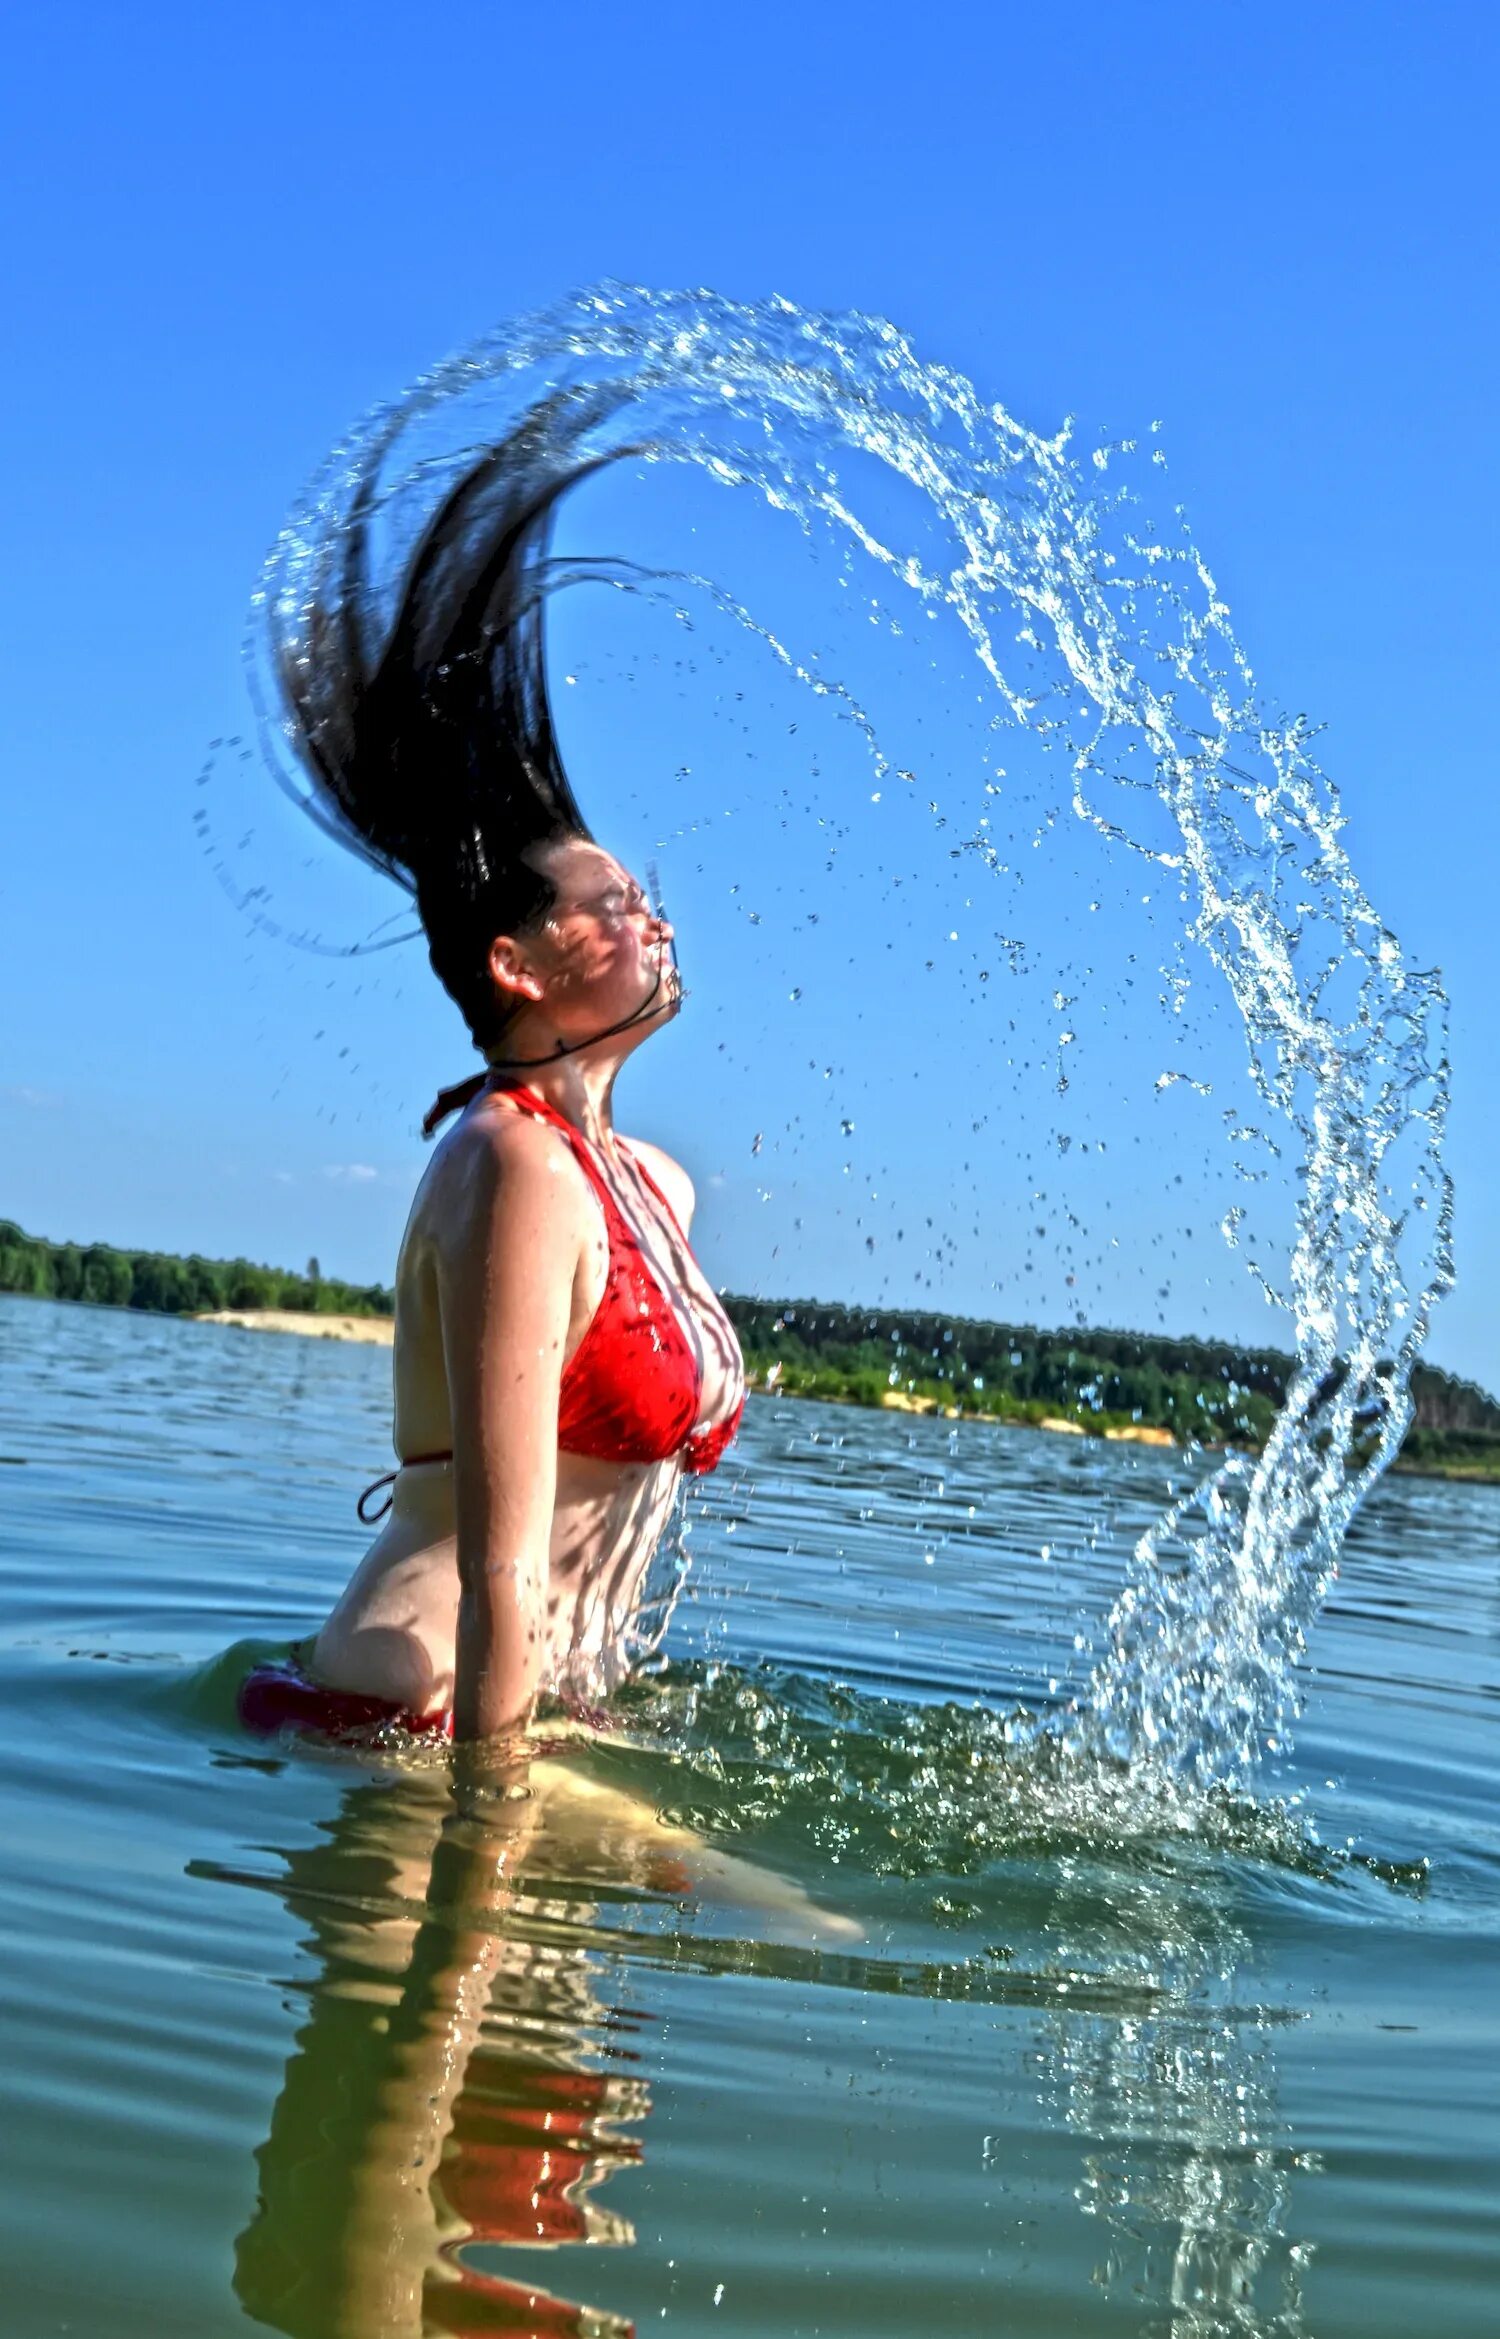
[1, 1290, 1496, 2336]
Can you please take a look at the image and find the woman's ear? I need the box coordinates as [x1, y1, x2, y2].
[488, 933, 546, 1004]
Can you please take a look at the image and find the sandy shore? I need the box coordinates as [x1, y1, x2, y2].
[195, 1309, 395, 1346]
[876, 1388, 1176, 1444]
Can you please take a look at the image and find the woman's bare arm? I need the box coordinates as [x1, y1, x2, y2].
[436, 1119, 589, 1741]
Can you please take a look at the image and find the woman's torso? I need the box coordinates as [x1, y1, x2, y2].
[310, 1086, 744, 1716]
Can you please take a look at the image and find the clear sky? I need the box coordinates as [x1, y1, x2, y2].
[2, 0, 1496, 1387]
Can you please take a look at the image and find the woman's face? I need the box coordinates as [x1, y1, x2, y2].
[506, 838, 678, 1046]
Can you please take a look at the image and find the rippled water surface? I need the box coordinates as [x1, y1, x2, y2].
[1, 1292, 1497, 2337]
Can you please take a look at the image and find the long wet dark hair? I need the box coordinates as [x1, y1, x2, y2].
[270, 389, 630, 1050]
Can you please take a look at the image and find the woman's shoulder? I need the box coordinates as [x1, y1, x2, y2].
[415, 1092, 599, 1239]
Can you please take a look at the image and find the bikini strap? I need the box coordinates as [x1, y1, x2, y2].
[422, 1070, 491, 1139]
[357, 1471, 399, 1525]
[422, 1070, 553, 1142]
[495, 1086, 630, 1231]
[423, 1076, 644, 1239]
[356, 1449, 454, 1524]
[621, 1144, 691, 1243]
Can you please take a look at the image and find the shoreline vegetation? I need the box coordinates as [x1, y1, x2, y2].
[4, 1217, 1498, 1484]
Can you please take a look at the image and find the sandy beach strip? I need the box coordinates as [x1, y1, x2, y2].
[195, 1308, 395, 1345]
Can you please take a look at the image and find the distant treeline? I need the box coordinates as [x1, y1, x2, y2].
[3, 1217, 1497, 1475]
[724, 1300, 1500, 1474]
[0, 1219, 393, 1321]
[729, 1297, 1287, 1443]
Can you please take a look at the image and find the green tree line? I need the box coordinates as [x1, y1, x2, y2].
[2, 1217, 1496, 1473]
[0, 1219, 393, 1320]
[725, 1297, 1500, 1469]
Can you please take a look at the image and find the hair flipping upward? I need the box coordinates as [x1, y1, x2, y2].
[268, 384, 635, 1048]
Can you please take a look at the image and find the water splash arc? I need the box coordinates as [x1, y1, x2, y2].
[258, 283, 1453, 1787]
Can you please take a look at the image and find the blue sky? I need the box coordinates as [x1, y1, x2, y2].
[2, 1, 1496, 1386]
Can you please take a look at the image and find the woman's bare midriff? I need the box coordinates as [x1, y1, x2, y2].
[310, 1450, 683, 1717]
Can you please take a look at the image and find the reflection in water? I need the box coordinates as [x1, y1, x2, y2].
[1041, 1857, 1310, 2339]
[233, 1764, 652, 2339]
[222, 1687, 1330, 2339]
[617, 1663, 1327, 2336]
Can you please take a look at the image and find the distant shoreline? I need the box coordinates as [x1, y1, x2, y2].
[4, 1215, 1496, 1484]
[193, 1308, 1172, 1439]
[185, 1306, 1490, 1480]
[192, 1307, 1178, 1442]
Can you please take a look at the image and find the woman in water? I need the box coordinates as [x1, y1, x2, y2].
[239, 395, 745, 1748]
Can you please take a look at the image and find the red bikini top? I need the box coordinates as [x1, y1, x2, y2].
[505, 1084, 744, 1474]
[360, 1082, 744, 1521]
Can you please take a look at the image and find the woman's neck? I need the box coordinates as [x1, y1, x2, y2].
[489, 1046, 622, 1148]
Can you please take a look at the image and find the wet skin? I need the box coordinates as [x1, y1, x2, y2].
[309, 840, 745, 1733]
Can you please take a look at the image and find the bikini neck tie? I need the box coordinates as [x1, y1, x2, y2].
[421, 1071, 492, 1139]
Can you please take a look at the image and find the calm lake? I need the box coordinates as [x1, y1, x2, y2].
[1, 1290, 1496, 2336]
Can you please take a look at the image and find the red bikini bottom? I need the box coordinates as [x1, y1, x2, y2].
[237, 1650, 454, 1741]
[236, 1651, 615, 1751]
[425, 2061, 640, 2336]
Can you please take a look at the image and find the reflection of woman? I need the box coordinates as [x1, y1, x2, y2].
[238, 398, 745, 1744]
[234, 1769, 651, 2338]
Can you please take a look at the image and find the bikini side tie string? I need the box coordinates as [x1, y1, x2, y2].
[357, 1451, 455, 1524]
